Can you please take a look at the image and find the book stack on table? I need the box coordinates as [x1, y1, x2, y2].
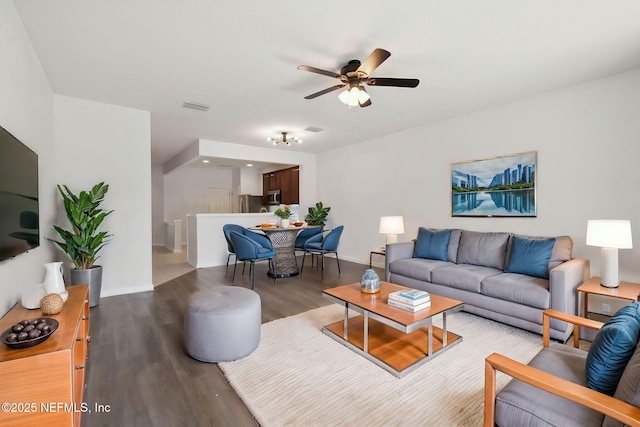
[387, 289, 431, 312]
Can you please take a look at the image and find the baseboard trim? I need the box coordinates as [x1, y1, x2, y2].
[100, 283, 154, 298]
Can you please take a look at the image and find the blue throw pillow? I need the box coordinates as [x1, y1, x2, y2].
[413, 228, 451, 261]
[504, 236, 556, 279]
[586, 303, 640, 395]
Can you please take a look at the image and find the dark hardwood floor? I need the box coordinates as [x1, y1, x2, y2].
[82, 255, 379, 427]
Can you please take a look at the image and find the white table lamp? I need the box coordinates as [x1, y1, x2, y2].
[379, 216, 405, 245]
[586, 219, 633, 288]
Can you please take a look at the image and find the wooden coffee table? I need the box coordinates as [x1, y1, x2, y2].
[322, 282, 464, 378]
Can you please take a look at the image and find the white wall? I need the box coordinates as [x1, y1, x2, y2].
[0, 2, 56, 315]
[164, 166, 233, 241]
[53, 95, 153, 297]
[318, 68, 640, 281]
[151, 164, 165, 245]
[239, 167, 263, 196]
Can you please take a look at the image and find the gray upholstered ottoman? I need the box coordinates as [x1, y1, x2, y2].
[184, 286, 261, 362]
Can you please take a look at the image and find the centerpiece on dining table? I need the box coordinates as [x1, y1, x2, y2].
[274, 205, 292, 227]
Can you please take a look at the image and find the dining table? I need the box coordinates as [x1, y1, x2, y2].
[252, 223, 321, 278]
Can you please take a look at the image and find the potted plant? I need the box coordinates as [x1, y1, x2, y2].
[274, 205, 292, 227]
[305, 201, 331, 225]
[48, 182, 113, 307]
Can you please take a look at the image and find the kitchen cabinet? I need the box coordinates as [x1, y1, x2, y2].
[281, 169, 292, 205]
[291, 168, 300, 204]
[262, 174, 270, 205]
[263, 166, 299, 205]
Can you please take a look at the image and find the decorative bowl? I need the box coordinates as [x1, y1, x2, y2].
[293, 222, 304, 227]
[1, 318, 59, 349]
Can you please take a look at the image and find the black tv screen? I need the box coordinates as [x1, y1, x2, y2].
[0, 125, 39, 261]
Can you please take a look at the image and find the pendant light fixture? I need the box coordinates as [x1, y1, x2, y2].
[267, 131, 302, 146]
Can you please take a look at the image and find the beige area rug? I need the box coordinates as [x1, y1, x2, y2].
[219, 304, 547, 427]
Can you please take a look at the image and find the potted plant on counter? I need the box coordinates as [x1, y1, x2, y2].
[305, 201, 331, 226]
[274, 205, 292, 227]
[48, 182, 113, 307]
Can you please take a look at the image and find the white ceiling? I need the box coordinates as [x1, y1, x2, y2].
[14, 0, 640, 167]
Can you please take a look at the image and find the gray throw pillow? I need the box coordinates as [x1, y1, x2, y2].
[457, 230, 510, 270]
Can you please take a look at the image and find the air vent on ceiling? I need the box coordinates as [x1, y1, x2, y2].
[183, 101, 210, 111]
[304, 126, 323, 133]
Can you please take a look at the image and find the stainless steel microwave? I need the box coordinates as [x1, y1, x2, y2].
[267, 189, 281, 205]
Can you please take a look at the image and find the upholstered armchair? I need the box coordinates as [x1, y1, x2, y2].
[484, 307, 640, 426]
[229, 231, 276, 289]
[223, 224, 274, 280]
[300, 225, 343, 279]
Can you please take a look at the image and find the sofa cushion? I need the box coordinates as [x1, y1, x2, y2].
[457, 230, 510, 270]
[586, 303, 640, 396]
[413, 228, 451, 261]
[603, 339, 640, 426]
[481, 273, 550, 309]
[504, 236, 556, 279]
[431, 264, 502, 293]
[496, 345, 603, 427]
[388, 258, 453, 283]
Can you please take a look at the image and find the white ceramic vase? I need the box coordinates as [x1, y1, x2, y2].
[280, 218, 290, 228]
[43, 261, 68, 302]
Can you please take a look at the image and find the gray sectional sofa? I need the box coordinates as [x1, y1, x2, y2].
[385, 228, 590, 341]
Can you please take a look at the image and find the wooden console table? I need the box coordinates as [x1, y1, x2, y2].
[0, 284, 90, 427]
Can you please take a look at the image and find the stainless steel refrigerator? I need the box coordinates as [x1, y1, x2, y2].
[239, 194, 266, 213]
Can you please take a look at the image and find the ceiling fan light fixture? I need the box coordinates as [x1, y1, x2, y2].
[338, 88, 351, 104]
[339, 86, 369, 107]
[357, 86, 370, 104]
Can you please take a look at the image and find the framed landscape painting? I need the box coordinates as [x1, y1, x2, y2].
[451, 151, 537, 217]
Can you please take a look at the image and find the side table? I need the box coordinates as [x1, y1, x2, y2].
[577, 276, 640, 319]
[369, 248, 386, 268]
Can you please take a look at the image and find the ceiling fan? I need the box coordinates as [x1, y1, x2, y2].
[297, 48, 419, 108]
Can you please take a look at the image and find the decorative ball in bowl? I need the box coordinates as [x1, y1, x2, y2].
[1, 318, 59, 349]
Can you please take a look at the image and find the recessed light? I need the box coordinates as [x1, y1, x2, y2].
[246, 163, 253, 167]
[202, 159, 210, 163]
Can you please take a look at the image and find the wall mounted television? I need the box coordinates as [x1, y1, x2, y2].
[0, 125, 39, 262]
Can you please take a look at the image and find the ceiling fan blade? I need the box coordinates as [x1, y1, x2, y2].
[356, 48, 391, 77]
[304, 84, 346, 100]
[366, 78, 420, 88]
[297, 65, 342, 79]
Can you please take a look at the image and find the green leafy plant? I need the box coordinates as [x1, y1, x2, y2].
[305, 201, 331, 225]
[48, 182, 114, 270]
[274, 205, 291, 219]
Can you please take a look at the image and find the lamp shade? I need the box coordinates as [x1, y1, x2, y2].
[586, 219, 633, 249]
[379, 216, 405, 235]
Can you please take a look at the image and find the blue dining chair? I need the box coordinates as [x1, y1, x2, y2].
[223, 224, 273, 280]
[300, 225, 343, 279]
[294, 227, 324, 254]
[229, 231, 277, 289]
